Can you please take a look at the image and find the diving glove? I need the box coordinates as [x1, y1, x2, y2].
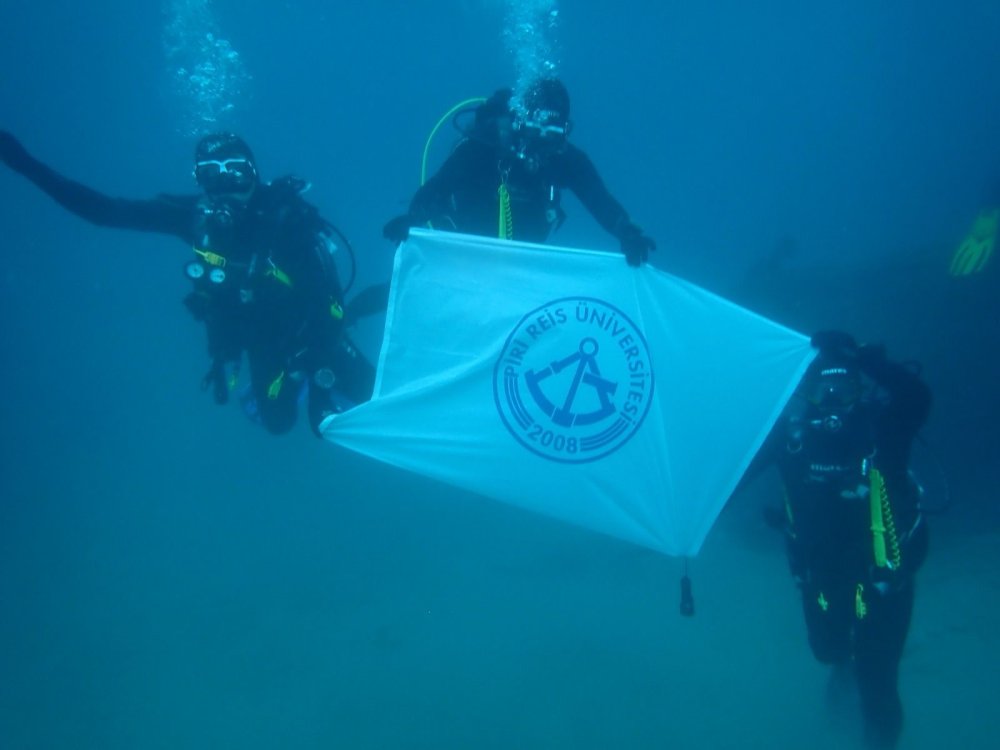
[383, 213, 416, 244]
[618, 221, 655, 267]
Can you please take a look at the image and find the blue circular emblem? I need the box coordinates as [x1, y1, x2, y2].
[493, 297, 655, 463]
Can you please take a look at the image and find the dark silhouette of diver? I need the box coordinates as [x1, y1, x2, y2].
[384, 78, 656, 267]
[0, 130, 374, 436]
[744, 330, 931, 749]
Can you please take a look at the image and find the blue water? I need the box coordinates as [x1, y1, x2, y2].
[1, 2, 998, 747]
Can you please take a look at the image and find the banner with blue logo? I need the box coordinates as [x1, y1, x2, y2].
[321, 229, 815, 557]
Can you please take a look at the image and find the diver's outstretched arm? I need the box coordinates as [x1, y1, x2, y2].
[1, 130, 194, 241]
[560, 144, 655, 266]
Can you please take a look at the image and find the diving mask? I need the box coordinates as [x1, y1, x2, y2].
[517, 109, 569, 141]
[804, 366, 862, 411]
[194, 157, 258, 196]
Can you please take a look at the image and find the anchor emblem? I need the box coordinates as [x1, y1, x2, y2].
[525, 337, 618, 427]
[493, 296, 653, 464]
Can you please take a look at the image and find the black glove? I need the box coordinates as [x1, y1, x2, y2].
[0, 130, 31, 172]
[810, 330, 858, 359]
[619, 222, 655, 267]
[200, 359, 231, 405]
[383, 213, 415, 244]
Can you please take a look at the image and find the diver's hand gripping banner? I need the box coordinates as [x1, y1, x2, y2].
[322, 229, 814, 556]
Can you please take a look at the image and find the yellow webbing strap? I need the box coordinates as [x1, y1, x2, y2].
[498, 183, 513, 240]
[870, 469, 889, 568]
[329, 299, 344, 320]
[869, 468, 902, 570]
[855, 584, 867, 619]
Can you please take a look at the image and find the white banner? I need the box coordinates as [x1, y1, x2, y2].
[322, 229, 814, 556]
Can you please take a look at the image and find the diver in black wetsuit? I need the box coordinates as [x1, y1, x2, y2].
[383, 78, 656, 266]
[0, 130, 374, 436]
[746, 330, 931, 749]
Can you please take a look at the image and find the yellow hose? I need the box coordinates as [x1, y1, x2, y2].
[420, 97, 487, 186]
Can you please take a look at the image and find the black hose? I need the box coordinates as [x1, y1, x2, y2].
[323, 220, 357, 296]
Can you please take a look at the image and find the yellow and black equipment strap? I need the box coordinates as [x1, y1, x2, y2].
[498, 183, 514, 240]
[193, 247, 227, 267]
[869, 468, 902, 571]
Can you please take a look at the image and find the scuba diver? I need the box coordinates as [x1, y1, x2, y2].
[383, 78, 656, 266]
[745, 330, 931, 749]
[0, 130, 374, 437]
